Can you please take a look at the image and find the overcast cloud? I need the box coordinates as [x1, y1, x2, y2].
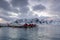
[0, 0, 60, 22]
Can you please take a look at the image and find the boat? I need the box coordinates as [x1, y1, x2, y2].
[11, 23, 37, 28]
[23, 23, 36, 28]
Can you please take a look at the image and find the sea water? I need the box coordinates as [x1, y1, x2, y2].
[0, 25, 60, 40]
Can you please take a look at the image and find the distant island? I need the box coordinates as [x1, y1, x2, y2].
[0, 17, 60, 28]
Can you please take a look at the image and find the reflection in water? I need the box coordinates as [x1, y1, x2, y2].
[0, 27, 38, 40]
[0, 25, 60, 40]
[0, 27, 9, 40]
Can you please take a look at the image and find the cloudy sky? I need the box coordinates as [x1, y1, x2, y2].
[0, 0, 60, 22]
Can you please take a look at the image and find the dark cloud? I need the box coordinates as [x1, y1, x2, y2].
[0, 9, 18, 21]
[20, 7, 29, 14]
[51, 0, 60, 12]
[29, 0, 41, 3]
[0, 10, 10, 16]
[11, 0, 28, 8]
[49, 0, 60, 16]
[0, 0, 20, 16]
[11, 0, 29, 16]
[10, 8, 20, 13]
[0, 0, 29, 22]
[32, 4, 46, 11]
[31, 0, 41, 2]
[0, 0, 11, 11]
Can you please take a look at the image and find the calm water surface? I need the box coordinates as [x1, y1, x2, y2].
[0, 25, 60, 40]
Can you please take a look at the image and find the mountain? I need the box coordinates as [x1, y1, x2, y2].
[12, 18, 39, 24]
[11, 17, 60, 25]
[0, 17, 60, 26]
